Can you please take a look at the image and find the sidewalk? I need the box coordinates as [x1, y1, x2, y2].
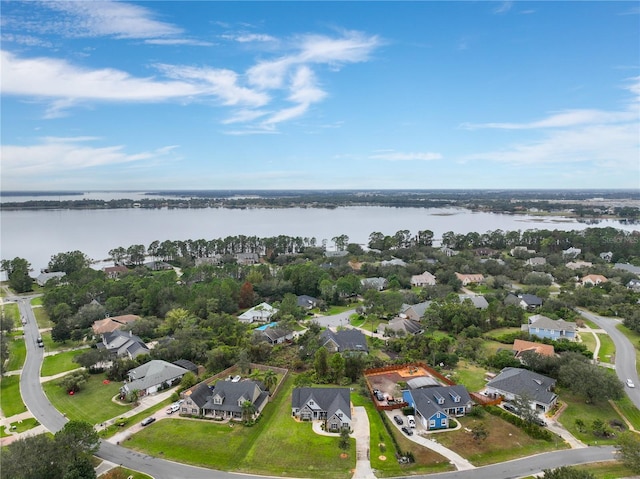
[0, 411, 48, 447]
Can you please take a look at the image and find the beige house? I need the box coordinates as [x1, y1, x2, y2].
[411, 271, 437, 287]
[455, 272, 485, 286]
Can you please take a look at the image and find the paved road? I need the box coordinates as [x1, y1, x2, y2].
[15, 296, 621, 479]
[578, 309, 640, 409]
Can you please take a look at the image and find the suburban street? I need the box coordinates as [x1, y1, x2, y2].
[12, 298, 620, 479]
[578, 309, 640, 409]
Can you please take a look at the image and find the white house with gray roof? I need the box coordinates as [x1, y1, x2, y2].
[238, 302, 278, 324]
[120, 360, 188, 397]
[523, 314, 577, 342]
[486, 367, 557, 412]
[292, 387, 351, 431]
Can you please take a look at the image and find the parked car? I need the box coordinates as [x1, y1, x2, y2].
[532, 417, 546, 427]
[166, 403, 180, 414]
[141, 417, 156, 426]
[393, 415, 403, 425]
[401, 426, 413, 436]
[37, 337, 44, 348]
[406, 415, 416, 428]
[503, 402, 518, 413]
[627, 379, 635, 388]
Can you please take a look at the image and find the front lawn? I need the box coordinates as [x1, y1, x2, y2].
[0, 375, 27, 417]
[30, 297, 43, 306]
[9, 417, 40, 433]
[6, 334, 26, 372]
[34, 307, 53, 329]
[2, 303, 19, 325]
[43, 373, 130, 425]
[126, 375, 356, 479]
[557, 392, 626, 445]
[597, 333, 616, 363]
[41, 349, 85, 377]
[435, 412, 564, 465]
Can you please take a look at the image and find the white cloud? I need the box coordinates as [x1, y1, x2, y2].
[493, 2, 513, 14]
[461, 109, 637, 130]
[1, 33, 53, 48]
[1, 137, 179, 177]
[234, 34, 277, 43]
[40, 1, 183, 39]
[369, 151, 443, 161]
[144, 38, 214, 46]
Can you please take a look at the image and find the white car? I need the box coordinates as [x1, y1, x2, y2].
[627, 379, 635, 388]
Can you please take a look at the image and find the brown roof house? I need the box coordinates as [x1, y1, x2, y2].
[411, 272, 437, 287]
[455, 273, 485, 286]
[92, 314, 140, 335]
[512, 339, 555, 360]
[581, 274, 608, 286]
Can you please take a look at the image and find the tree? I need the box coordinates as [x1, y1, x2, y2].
[62, 456, 97, 479]
[471, 423, 488, 442]
[314, 346, 329, 381]
[48, 251, 91, 275]
[263, 369, 278, 393]
[241, 400, 256, 423]
[617, 431, 640, 473]
[59, 370, 90, 393]
[338, 428, 350, 450]
[237, 348, 251, 374]
[1, 257, 33, 293]
[1, 433, 62, 479]
[558, 357, 624, 403]
[329, 352, 345, 383]
[73, 348, 108, 369]
[55, 420, 100, 463]
[541, 466, 595, 479]
[51, 318, 72, 343]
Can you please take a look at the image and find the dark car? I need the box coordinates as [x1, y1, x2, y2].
[401, 426, 413, 436]
[141, 417, 156, 426]
[532, 417, 546, 427]
[393, 415, 404, 425]
[37, 337, 44, 348]
[503, 402, 518, 413]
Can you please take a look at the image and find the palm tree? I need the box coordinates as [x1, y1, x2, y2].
[263, 370, 277, 394]
[241, 400, 256, 423]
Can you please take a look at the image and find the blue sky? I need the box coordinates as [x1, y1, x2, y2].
[1, 1, 639, 190]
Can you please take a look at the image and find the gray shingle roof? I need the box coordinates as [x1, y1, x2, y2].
[528, 314, 576, 333]
[291, 387, 351, 420]
[124, 360, 188, 392]
[320, 329, 368, 352]
[410, 385, 472, 419]
[486, 367, 557, 406]
[202, 380, 268, 414]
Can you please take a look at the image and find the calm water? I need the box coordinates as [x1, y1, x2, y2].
[1, 205, 637, 275]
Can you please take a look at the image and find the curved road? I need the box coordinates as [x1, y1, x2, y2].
[16, 295, 617, 478]
[578, 309, 640, 409]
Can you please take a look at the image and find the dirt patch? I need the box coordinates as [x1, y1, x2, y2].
[340, 453, 349, 459]
[378, 455, 387, 461]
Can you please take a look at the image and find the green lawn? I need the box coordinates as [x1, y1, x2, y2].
[126, 375, 356, 479]
[33, 307, 53, 329]
[43, 373, 130, 425]
[351, 393, 452, 477]
[612, 396, 640, 430]
[0, 375, 27, 417]
[580, 331, 596, 355]
[557, 392, 626, 445]
[616, 324, 640, 373]
[9, 417, 40, 433]
[324, 304, 358, 315]
[2, 303, 19, 326]
[483, 327, 521, 339]
[40, 331, 83, 352]
[597, 333, 616, 363]
[30, 297, 43, 306]
[98, 466, 153, 479]
[451, 361, 488, 392]
[99, 399, 173, 439]
[435, 412, 565, 465]
[41, 349, 85, 377]
[6, 334, 26, 372]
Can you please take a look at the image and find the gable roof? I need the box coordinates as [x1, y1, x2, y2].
[400, 301, 432, 320]
[202, 380, 268, 413]
[186, 382, 213, 408]
[102, 330, 149, 357]
[36, 271, 66, 286]
[259, 326, 291, 343]
[173, 359, 198, 374]
[382, 317, 423, 335]
[512, 339, 555, 358]
[458, 294, 489, 309]
[238, 302, 278, 322]
[520, 294, 543, 307]
[297, 295, 318, 308]
[92, 314, 140, 335]
[528, 314, 576, 333]
[486, 367, 557, 406]
[320, 328, 368, 352]
[292, 387, 351, 420]
[409, 385, 472, 419]
[125, 360, 188, 392]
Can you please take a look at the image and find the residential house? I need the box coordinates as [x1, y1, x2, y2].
[202, 380, 269, 420]
[581, 274, 608, 286]
[566, 261, 593, 270]
[291, 387, 351, 431]
[320, 329, 368, 353]
[525, 257, 546, 267]
[297, 295, 319, 310]
[505, 293, 542, 310]
[181, 382, 212, 415]
[402, 385, 473, 431]
[458, 294, 489, 310]
[600, 252, 613, 262]
[173, 359, 199, 375]
[238, 302, 278, 324]
[440, 247, 458, 257]
[455, 273, 485, 286]
[614, 263, 640, 276]
[98, 330, 150, 359]
[120, 360, 188, 397]
[562, 247, 582, 258]
[36, 271, 66, 286]
[512, 339, 555, 361]
[485, 367, 557, 412]
[411, 271, 437, 287]
[324, 250, 349, 258]
[92, 314, 140, 335]
[360, 277, 388, 291]
[103, 265, 129, 279]
[380, 258, 407, 267]
[474, 248, 499, 257]
[256, 326, 294, 345]
[235, 253, 259, 265]
[378, 317, 423, 336]
[627, 279, 640, 292]
[144, 260, 173, 271]
[398, 301, 432, 322]
[523, 314, 577, 342]
[510, 246, 535, 256]
[195, 255, 223, 266]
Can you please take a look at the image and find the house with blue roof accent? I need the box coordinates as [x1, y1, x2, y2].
[402, 385, 473, 430]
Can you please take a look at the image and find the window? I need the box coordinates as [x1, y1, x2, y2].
[429, 420, 435, 427]
[214, 396, 222, 405]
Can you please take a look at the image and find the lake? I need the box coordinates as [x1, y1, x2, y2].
[1, 205, 637, 275]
